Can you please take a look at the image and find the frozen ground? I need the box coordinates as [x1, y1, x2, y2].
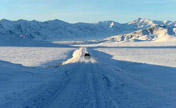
[0, 41, 176, 108]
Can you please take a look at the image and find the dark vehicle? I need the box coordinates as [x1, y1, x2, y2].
[84, 53, 91, 59]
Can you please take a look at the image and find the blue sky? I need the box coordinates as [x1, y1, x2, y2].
[0, 0, 176, 23]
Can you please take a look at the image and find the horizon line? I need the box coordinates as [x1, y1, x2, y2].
[0, 17, 175, 24]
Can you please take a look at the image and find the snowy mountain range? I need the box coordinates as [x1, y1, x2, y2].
[0, 18, 176, 41]
[105, 25, 176, 42]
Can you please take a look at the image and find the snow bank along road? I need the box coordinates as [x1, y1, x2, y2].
[1, 47, 176, 108]
[46, 48, 176, 108]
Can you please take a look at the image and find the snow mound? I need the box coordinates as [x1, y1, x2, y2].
[62, 48, 96, 65]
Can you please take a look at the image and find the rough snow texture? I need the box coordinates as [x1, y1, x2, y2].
[0, 60, 72, 108]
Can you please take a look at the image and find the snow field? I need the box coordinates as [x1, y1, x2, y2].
[1, 41, 176, 108]
[0, 47, 75, 67]
[96, 47, 176, 68]
[76, 41, 176, 67]
[0, 61, 71, 108]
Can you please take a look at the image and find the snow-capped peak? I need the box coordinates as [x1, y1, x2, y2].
[128, 18, 149, 24]
[0, 18, 176, 41]
[109, 22, 115, 28]
[128, 18, 157, 28]
[105, 26, 176, 42]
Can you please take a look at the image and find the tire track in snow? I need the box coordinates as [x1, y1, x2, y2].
[91, 64, 119, 108]
[47, 63, 98, 108]
[46, 48, 120, 108]
[44, 64, 80, 108]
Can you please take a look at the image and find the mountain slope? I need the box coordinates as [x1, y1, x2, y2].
[128, 18, 176, 28]
[0, 18, 176, 41]
[105, 26, 176, 42]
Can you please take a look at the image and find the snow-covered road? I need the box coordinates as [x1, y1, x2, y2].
[45, 48, 176, 108]
[47, 48, 118, 108]
[1, 46, 176, 108]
